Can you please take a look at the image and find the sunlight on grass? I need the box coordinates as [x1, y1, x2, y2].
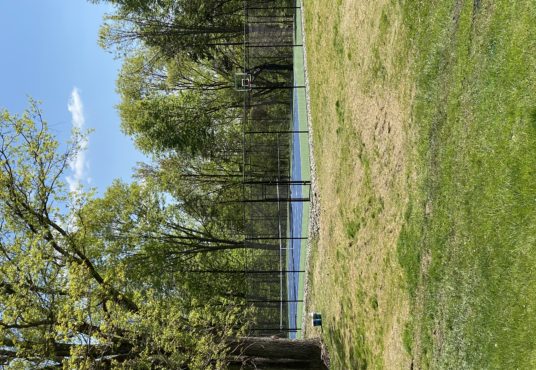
[305, 0, 536, 368]
[399, 0, 536, 368]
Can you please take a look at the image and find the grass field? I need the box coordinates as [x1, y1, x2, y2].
[303, 0, 536, 368]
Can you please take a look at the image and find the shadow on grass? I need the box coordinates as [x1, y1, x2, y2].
[528, 107, 536, 132]
[326, 323, 368, 370]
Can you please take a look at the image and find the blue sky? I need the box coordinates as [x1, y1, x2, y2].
[0, 0, 147, 195]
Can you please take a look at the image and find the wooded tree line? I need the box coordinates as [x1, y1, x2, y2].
[0, 0, 326, 369]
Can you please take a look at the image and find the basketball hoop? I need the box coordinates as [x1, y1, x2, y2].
[235, 72, 253, 91]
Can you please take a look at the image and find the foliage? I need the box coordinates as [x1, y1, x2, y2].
[0, 102, 249, 368]
[97, 0, 243, 61]
[4, 0, 328, 367]
[113, 43, 243, 157]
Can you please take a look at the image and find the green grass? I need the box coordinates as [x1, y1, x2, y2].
[303, 0, 413, 367]
[304, 0, 536, 368]
[398, 0, 536, 368]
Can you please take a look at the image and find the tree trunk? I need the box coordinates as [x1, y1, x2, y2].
[228, 358, 315, 370]
[228, 337, 328, 370]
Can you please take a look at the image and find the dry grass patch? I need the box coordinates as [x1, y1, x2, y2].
[305, 0, 536, 368]
[303, 0, 416, 368]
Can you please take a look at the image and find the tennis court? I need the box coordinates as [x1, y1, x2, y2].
[287, 0, 310, 339]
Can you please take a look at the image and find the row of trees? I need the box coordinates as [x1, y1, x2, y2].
[0, 103, 251, 368]
[97, 0, 303, 341]
[1, 0, 326, 368]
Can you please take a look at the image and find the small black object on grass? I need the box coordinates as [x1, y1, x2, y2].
[311, 312, 322, 327]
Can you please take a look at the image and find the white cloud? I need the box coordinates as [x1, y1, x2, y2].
[66, 87, 89, 194]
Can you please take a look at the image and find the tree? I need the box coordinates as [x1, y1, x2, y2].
[83, 179, 284, 276]
[115, 49, 242, 157]
[97, 0, 243, 61]
[228, 337, 328, 370]
[0, 102, 327, 369]
[0, 103, 248, 368]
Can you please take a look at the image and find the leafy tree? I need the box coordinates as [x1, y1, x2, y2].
[0, 102, 328, 369]
[82, 180, 248, 273]
[134, 153, 243, 229]
[0, 103, 248, 368]
[96, 0, 243, 61]
[115, 49, 242, 156]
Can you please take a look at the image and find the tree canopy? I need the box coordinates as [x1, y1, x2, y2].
[1, 0, 327, 368]
[0, 103, 249, 368]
